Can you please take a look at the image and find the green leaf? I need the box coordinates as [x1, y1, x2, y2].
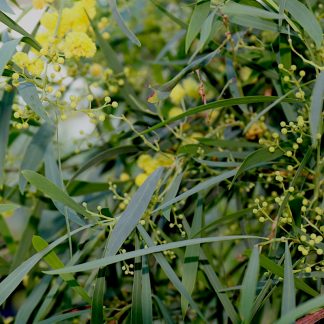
[230, 15, 282, 32]
[37, 310, 89, 324]
[152, 295, 174, 324]
[260, 255, 318, 297]
[106, 168, 163, 256]
[109, 0, 141, 46]
[181, 197, 203, 316]
[309, 71, 324, 147]
[0, 38, 20, 76]
[149, 0, 187, 28]
[44, 235, 264, 274]
[137, 225, 205, 320]
[276, 294, 324, 324]
[284, 0, 322, 49]
[45, 143, 85, 226]
[141, 254, 152, 323]
[0, 224, 91, 306]
[131, 235, 143, 324]
[19, 123, 56, 192]
[0, 0, 14, 14]
[161, 172, 183, 221]
[0, 11, 40, 50]
[231, 147, 283, 186]
[200, 250, 240, 324]
[18, 83, 51, 122]
[69, 145, 139, 183]
[139, 96, 300, 136]
[154, 169, 237, 213]
[223, 1, 281, 19]
[15, 276, 52, 324]
[239, 246, 259, 324]
[32, 236, 91, 303]
[0, 90, 14, 186]
[282, 242, 295, 316]
[22, 170, 92, 219]
[185, 1, 210, 52]
[190, 11, 217, 60]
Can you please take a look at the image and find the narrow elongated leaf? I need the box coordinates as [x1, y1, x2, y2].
[152, 295, 173, 324]
[284, 0, 322, 49]
[162, 172, 183, 221]
[0, 91, 14, 186]
[226, 56, 248, 113]
[276, 294, 324, 324]
[0, 38, 20, 76]
[181, 197, 203, 316]
[149, 0, 187, 28]
[139, 96, 300, 136]
[0, 11, 40, 50]
[109, 0, 141, 46]
[18, 83, 51, 122]
[223, 1, 281, 19]
[131, 235, 142, 324]
[0, 224, 92, 306]
[239, 246, 259, 323]
[154, 169, 237, 213]
[14, 276, 51, 324]
[282, 242, 295, 316]
[310, 71, 324, 147]
[260, 255, 318, 297]
[200, 250, 240, 324]
[44, 235, 263, 275]
[231, 147, 283, 186]
[70, 145, 139, 182]
[38, 310, 89, 324]
[185, 1, 210, 52]
[137, 225, 204, 320]
[105, 168, 163, 256]
[10, 203, 42, 271]
[230, 15, 289, 33]
[91, 168, 163, 322]
[45, 143, 85, 226]
[19, 123, 56, 192]
[190, 11, 217, 60]
[141, 254, 152, 323]
[22, 170, 92, 219]
[32, 236, 91, 303]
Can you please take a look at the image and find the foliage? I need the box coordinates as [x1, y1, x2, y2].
[0, 0, 323, 323]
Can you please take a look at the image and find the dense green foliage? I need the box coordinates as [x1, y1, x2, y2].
[0, 0, 323, 323]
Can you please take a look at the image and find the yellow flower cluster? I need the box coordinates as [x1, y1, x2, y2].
[62, 32, 96, 59]
[12, 52, 44, 76]
[135, 153, 174, 186]
[36, 0, 97, 59]
[169, 78, 200, 105]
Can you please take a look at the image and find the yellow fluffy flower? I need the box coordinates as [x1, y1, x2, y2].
[63, 32, 96, 59]
[12, 52, 30, 69]
[90, 63, 103, 77]
[183, 78, 199, 99]
[40, 12, 58, 33]
[135, 173, 148, 187]
[170, 84, 185, 105]
[27, 59, 44, 76]
[137, 154, 153, 170]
